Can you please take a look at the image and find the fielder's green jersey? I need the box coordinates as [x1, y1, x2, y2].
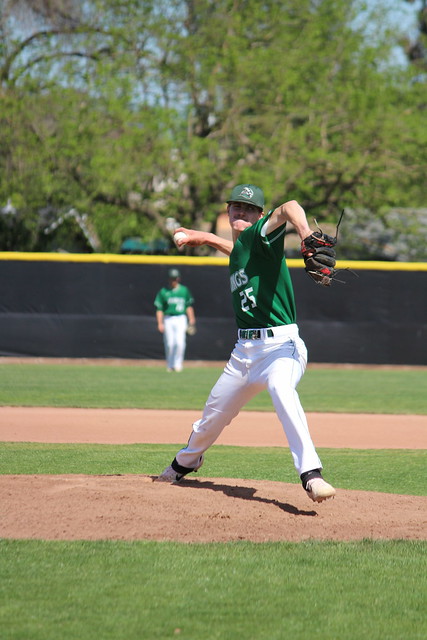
[229, 211, 296, 328]
[154, 284, 194, 316]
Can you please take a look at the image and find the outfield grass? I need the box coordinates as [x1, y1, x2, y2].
[1, 363, 426, 413]
[1, 539, 425, 640]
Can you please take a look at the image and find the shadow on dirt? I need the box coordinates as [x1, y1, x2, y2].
[172, 478, 318, 517]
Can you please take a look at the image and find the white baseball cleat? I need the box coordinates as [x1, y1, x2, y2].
[156, 455, 204, 483]
[156, 465, 182, 483]
[305, 477, 336, 503]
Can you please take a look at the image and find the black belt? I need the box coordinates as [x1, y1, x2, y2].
[238, 328, 274, 340]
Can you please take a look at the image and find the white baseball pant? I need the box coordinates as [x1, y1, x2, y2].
[163, 314, 187, 371]
[175, 324, 322, 476]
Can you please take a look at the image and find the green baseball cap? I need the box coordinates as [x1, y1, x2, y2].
[226, 184, 264, 210]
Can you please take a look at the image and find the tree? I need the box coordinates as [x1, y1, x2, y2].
[0, 1, 181, 250]
[328, 207, 427, 261]
[156, 0, 427, 225]
[0, 0, 426, 255]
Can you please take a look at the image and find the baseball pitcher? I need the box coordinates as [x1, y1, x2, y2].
[157, 184, 337, 503]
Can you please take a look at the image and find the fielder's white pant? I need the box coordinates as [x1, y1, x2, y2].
[164, 314, 187, 371]
[176, 324, 322, 476]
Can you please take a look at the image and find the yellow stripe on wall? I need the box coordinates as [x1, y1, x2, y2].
[0, 252, 228, 266]
[0, 252, 426, 271]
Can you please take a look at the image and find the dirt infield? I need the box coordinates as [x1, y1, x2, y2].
[1, 407, 426, 448]
[1, 407, 426, 542]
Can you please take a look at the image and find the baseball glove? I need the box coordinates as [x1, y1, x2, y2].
[301, 231, 337, 286]
[186, 324, 197, 336]
[300, 211, 345, 286]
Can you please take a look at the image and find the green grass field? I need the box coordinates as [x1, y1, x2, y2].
[1, 443, 425, 496]
[1, 363, 426, 413]
[1, 362, 426, 639]
[1, 539, 425, 640]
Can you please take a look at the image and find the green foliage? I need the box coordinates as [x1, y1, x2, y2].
[0, 363, 426, 414]
[0, 1, 426, 253]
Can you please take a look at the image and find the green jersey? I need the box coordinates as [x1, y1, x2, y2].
[229, 211, 296, 328]
[154, 284, 194, 316]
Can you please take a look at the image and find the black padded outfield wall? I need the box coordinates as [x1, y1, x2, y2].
[0, 257, 235, 361]
[0, 255, 426, 365]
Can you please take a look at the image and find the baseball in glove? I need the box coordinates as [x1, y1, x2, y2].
[300, 211, 344, 286]
[186, 324, 197, 336]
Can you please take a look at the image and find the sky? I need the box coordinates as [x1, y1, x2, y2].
[358, 0, 423, 66]
[368, 0, 422, 35]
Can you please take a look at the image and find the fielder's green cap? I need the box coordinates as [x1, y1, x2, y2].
[168, 268, 180, 279]
[227, 184, 264, 210]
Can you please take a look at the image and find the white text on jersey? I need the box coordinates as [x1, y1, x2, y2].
[230, 268, 249, 293]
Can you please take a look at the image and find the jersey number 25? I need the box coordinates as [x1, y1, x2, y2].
[239, 287, 257, 312]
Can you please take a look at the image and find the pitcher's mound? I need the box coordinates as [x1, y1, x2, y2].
[1, 474, 425, 542]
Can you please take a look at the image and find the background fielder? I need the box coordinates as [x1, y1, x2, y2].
[157, 184, 337, 503]
[154, 268, 196, 372]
